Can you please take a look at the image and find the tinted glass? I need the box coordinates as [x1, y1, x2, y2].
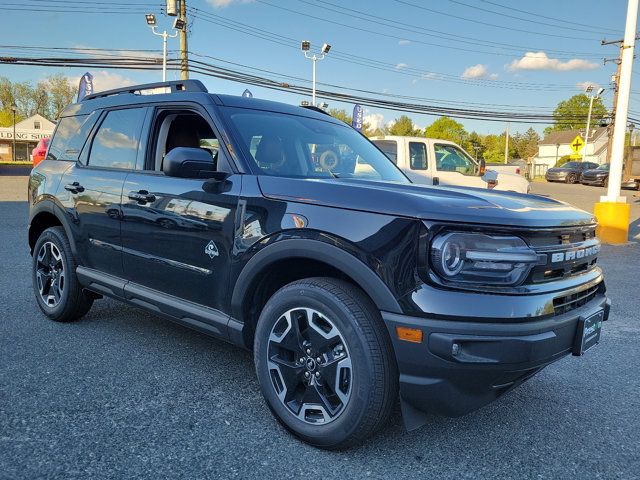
[226, 109, 408, 182]
[371, 140, 398, 164]
[564, 162, 581, 168]
[434, 144, 477, 175]
[409, 142, 428, 170]
[46, 114, 96, 161]
[89, 108, 146, 169]
[596, 164, 609, 170]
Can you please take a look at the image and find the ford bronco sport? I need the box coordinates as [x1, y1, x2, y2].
[28, 80, 609, 449]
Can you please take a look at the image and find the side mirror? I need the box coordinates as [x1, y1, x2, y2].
[482, 169, 499, 189]
[163, 147, 216, 178]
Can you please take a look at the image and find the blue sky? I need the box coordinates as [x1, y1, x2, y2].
[1, 0, 636, 135]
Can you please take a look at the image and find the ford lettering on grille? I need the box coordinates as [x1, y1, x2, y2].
[550, 244, 600, 263]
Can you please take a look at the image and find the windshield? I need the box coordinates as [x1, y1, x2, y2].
[564, 162, 581, 168]
[597, 163, 610, 170]
[224, 108, 409, 183]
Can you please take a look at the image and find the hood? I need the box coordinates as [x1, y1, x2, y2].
[583, 169, 608, 175]
[258, 177, 596, 228]
[547, 167, 575, 173]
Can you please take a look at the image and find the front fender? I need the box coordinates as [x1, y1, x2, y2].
[230, 237, 403, 321]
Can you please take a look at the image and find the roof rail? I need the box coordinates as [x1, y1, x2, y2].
[82, 80, 208, 101]
[300, 105, 331, 116]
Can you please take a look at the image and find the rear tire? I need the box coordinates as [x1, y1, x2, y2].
[254, 277, 398, 449]
[32, 226, 93, 322]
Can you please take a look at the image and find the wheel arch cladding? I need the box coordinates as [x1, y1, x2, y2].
[231, 238, 402, 346]
[28, 203, 77, 256]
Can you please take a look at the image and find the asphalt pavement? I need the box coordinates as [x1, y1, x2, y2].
[1, 177, 639, 479]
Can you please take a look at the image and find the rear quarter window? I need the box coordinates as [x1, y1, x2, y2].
[46, 113, 97, 161]
[371, 140, 398, 164]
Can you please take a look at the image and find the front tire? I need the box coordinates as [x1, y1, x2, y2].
[566, 173, 577, 184]
[254, 278, 398, 449]
[32, 226, 93, 322]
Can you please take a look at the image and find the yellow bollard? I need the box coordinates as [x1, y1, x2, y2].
[594, 202, 631, 244]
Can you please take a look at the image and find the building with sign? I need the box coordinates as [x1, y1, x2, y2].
[533, 127, 608, 174]
[0, 114, 55, 162]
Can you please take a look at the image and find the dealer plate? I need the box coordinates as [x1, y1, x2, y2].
[572, 309, 604, 356]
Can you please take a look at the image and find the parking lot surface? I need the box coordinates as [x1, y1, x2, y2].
[1, 176, 639, 479]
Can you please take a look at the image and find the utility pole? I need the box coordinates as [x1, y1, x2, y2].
[504, 123, 509, 163]
[595, 0, 637, 244]
[179, 0, 188, 79]
[582, 85, 604, 163]
[603, 42, 623, 165]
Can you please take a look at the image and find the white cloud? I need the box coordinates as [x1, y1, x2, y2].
[207, 0, 253, 7]
[364, 113, 385, 131]
[422, 72, 441, 81]
[395, 63, 408, 70]
[576, 81, 601, 91]
[461, 64, 498, 80]
[507, 51, 598, 72]
[398, 40, 411, 45]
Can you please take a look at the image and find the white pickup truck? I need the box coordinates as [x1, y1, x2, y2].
[371, 136, 530, 194]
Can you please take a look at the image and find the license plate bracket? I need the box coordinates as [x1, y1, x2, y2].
[572, 309, 604, 356]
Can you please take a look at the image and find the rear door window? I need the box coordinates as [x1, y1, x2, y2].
[46, 113, 97, 161]
[88, 108, 146, 169]
[409, 142, 428, 170]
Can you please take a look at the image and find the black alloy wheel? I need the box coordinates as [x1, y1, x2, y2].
[254, 277, 398, 449]
[32, 226, 94, 322]
[266, 307, 352, 425]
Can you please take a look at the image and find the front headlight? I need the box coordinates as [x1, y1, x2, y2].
[430, 232, 539, 286]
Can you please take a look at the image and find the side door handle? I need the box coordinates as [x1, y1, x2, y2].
[64, 182, 84, 193]
[432, 177, 439, 185]
[128, 190, 156, 204]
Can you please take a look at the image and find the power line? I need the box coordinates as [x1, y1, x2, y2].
[449, 0, 618, 36]
[188, 8, 591, 92]
[0, 53, 600, 125]
[393, 0, 617, 40]
[255, 0, 602, 59]
[479, 0, 621, 34]
[306, 0, 603, 50]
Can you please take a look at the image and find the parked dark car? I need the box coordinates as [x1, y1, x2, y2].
[546, 161, 599, 183]
[581, 163, 610, 186]
[27, 80, 609, 449]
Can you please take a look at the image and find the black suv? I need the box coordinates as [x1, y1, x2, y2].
[28, 81, 609, 449]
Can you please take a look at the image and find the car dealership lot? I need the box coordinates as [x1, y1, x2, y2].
[1, 176, 639, 479]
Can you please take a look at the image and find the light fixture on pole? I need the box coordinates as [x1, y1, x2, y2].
[11, 101, 17, 162]
[582, 85, 605, 163]
[145, 13, 179, 82]
[301, 40, 331, 106]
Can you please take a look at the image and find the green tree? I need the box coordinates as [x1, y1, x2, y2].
[511, 127, 541, 160]
[424, 116, 467, 144]
[545, 93, 608, 135]
[328, 107, 374, 136]
[465, 131, 485, 159]
[47, 74, 77, 119]
[386, 115, 421, 136]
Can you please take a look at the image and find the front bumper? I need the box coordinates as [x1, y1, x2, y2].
[581, 176, 606, 185]
[383, 292, 610, 430]
[545, 172, 568, 181]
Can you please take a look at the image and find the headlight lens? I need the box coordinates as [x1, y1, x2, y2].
[430, 232, 539, 286]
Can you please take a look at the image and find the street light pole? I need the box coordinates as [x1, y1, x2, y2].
[146, 14, 179, 82]
[581, 86, 604, 163]
[301, 41, 330, 106]
[11, 101, 17, 162]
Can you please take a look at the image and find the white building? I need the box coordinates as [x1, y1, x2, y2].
[533, 127, 608, 175]
[0, 114, 55, 162]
